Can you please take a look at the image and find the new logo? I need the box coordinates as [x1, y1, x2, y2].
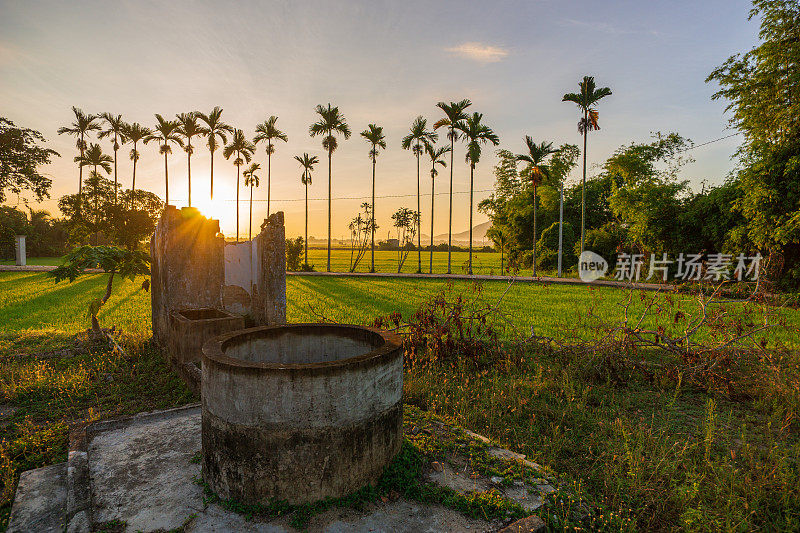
[579, 251, 608, 282]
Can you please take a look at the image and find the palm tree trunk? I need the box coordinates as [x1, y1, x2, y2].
[533, 183, 537, 277]
[416, 148, 421, 273]
[558, 183, 564, 277]
[78, 134, 84, 217]
[267, 148, 272, 218]
[580, 109, 588, 255]
[236, 163, 240, 243]
[371, 156, 375, 273]
[188, 141, 192, 207]
[164, 151, 169, 206]
[448, 132, 454, 274]
[304, 178, 308, 265]
[327, 150, 332, 272]
[249, 183, 253, 241]
[468, 164, 474, 275]
[210, 149, 215, 201]
[430, 171, 435, 274]
[113, 138, 118, 206]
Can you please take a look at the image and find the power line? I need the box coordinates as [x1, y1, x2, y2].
[675, 132, 742, 154]
[174, 189, 496, 203]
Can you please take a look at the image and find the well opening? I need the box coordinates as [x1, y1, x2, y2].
[222, 327, 384, 365]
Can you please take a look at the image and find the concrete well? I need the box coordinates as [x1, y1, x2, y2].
[168, 308, 245, 366]
[201, 324, 403, 505]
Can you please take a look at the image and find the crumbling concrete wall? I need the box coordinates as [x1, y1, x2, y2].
[222, 212, 286, 325]
[150, 207, 225, 345]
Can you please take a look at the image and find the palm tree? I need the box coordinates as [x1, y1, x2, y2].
[58, 106, 100, 215]
[253, 116, 288, 218]
[223, 129, 255, 242]
[176, 112, 204, 208]
[562, 76, 612, 253]
[309, 104, 351, 272]
[145, 115, 183, 207]
[402, 116, 437, 273]
[359, 124, 387, 273]
[98, 113, 126, 205]
[434, 99, 471, 274]
[456, 112, 500, 274]
[75, 143, 113, 228]
[516, 137, 556, 276]
[294, 153, 319, 266]
[121, 122, 151, 200]
[197, 107, 232, 201]
[425, 143, 450, 273]
[243, 162, 261, 241]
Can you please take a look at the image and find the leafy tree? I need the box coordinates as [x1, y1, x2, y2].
[0, 117, 59, 203]
[707, 0, 800, 285]
[243, 162, 261, 241]
[457, 112, 500, 274]
[562, 76, 612, 253]
[360, 123, 387, 272]
[515, 136, 555, 275]
[285, 237, 304, 272]
[253, 116, 288, 218]
[176, 112, 204, 207]
[549, 144, 580, 275]
[98, 113, 126, 204]
[348, 202, 376, 272]
[145, 114, 183, 206]
[434, 99, 472, 273]
[425, 143, 450, 273]
[50, 245, 150, 331]
[197, 106, 232, 201]
[402, 116, 437, 272]
[309, 103, 351, 271]
[121, 122, 152, 198]
[223, 129, 255, 242]
[391, 206, 420, 273]
[58, 106, 100, 213]
[537, 221, 577, 271]
[294, 153, 318, 266]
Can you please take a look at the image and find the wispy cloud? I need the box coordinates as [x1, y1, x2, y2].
[563, 18, 662, 37]
[446, 42, 509, 63]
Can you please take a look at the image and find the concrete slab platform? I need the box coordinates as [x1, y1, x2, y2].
[6, 462, 67, 533]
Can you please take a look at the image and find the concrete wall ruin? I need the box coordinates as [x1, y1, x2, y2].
[150, 207, 286, 346]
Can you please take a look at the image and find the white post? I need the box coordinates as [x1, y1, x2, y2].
[15, 235, 26, 266]
[557, 185, 563, 278]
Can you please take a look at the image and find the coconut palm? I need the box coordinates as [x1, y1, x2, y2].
[98, 113, 126, 205]
[562, 76, 612, 253]
[456, 112, 500, 274]
[253, 116, 288, 218]
[434, 99, 471, 274]
[309, 104, 351, 272]
[223, 129, 256, 243]
[58, 106, 100, 215]
[121, 122, 151, 200]
[176, 112, 204, 208]
[294, 153, 319, 266]
[425, 143, 450, 273]
[197, 106, 232, 201]
[359, 124, 387, 273]
[402, 116, 437, 273]
[145, 115, 183, 207]
[243, 162, 261, 241]
[75, 143, 113, 226]
[516, 137, 556, 276]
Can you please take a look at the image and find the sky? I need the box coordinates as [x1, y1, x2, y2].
[0, 0, 759, 241]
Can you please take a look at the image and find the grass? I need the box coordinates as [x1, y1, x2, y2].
[0, 271, 798, 531]
[0, 257, 62, 266]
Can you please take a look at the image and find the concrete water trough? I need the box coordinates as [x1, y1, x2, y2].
[168, 308, 245, 366]
[201, 323, 404, 505]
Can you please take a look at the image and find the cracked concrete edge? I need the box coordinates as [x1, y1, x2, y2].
[66, 426, 90, 533]
[84, 403, 202, 438]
